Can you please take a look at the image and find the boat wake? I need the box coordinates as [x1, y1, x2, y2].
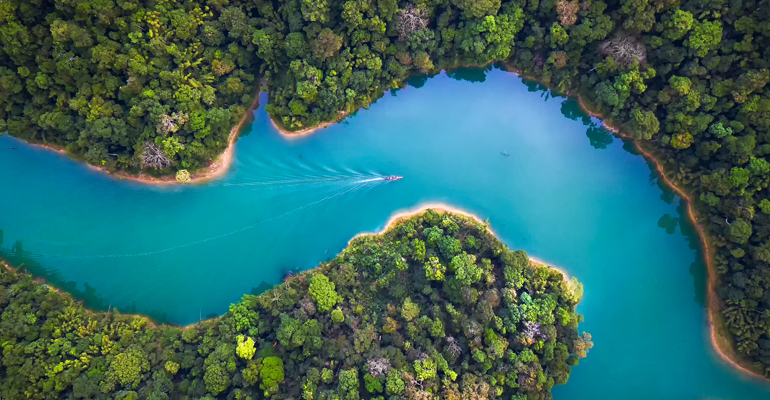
[15, 178, 392, 261]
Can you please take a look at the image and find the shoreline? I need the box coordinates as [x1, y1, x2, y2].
[1, 206, 572, 329]
[0, 260, 160, 329]
[270, 111, 350, 139]
[347, 203, 574, 284]
[575, 95, 770, 383]
[26, 94, 262, 186]
[6, 67, 764, 380]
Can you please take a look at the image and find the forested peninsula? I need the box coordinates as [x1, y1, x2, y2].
[1, 0, 770, 379]
[0, 210, 590, 400]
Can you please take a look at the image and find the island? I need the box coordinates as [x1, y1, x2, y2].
[1, 0, 769, 381]
[0, 210, 590, 399]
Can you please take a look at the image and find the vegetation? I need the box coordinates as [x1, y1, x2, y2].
[2, 0, 769, 377]
[0, 0, 262, 174]
[0, 210, 589, 399]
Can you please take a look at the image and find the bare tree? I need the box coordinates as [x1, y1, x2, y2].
[366, 358, 392, 378]
[445, 336, 462, 358]
[140, 142, 171, 169]
[396, 5, 428, 41]
[523, 321, 542, 341]
[599, 35, 647, 67]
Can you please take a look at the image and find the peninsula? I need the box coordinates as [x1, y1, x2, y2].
[0, 209, 590, 399]
[1, 0, 768, 381]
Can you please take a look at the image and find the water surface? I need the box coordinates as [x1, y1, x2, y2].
[1, 68, 769, 399]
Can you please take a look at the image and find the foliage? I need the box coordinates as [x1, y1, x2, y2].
[175, 169, 192, 183]
[236, 335, 256, 360]
[0, 210, 587, 398]
[1, 0, 254, 174]
[309, 273, 341, 313]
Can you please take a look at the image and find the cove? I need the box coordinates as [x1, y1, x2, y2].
[2, 68, 770, 398]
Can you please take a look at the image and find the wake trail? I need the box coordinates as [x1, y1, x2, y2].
[219, 173, 377, 188]
[19, 180, 383, 261]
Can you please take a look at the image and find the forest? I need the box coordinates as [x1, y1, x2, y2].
[0, 210, 590, 400]
[0, 0, 769, 377]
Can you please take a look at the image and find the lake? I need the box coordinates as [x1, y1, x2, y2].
[1, 67, 769, 399]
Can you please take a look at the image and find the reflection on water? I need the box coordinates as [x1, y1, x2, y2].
[2, 68, 770, 399]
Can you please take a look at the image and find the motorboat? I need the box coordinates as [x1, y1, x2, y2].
[383, 176, 403, 181]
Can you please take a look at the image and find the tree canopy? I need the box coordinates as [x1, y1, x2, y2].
[0, 210, 589, 399]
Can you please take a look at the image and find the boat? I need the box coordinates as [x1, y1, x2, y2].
[501, 150, 510, 156]
[383, 176, 403, 181]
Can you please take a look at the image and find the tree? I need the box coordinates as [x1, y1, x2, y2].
[260, 357, 285, 396]
[549, 23, 569, 48]
[309, 273, 341, 312]
[687, 20, 722, 57]
[204, 364, 231, 395]
[726, 219, 752, 244]
[311, 28, 342, 58]
[424, 257, 446, 281]
[285, 32, 309, 58]
[396, 5, 428, 41]
[661, 9, 693, 41]
[301, 0, 331, 23]
[599, 35, 647, 66]
[628, 108, 660, 140]
[451, 252, 482, 287]
[452, 0, 501, 19]
[108, 351, 145, 388]
[401, 297, 420, 321]
[176, 169, 192, 183]
[236, 335, 256, 359]
[336, 368, 360, 399]
[332, 307, 345, 323]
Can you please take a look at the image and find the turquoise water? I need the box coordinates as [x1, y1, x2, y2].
[2, 68, 769, 398]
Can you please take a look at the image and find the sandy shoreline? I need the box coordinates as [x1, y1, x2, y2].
[8, 68, 766, 380]
[2, 205, 573, 330]
[575, 95, 770, 383]
[270, 111, 350, 139]
[26, 94, 261, 186]
[347, 203, 574, 284]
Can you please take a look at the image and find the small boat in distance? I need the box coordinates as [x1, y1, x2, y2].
[383, 176, 403, 181]
[501, 150, 510, 157]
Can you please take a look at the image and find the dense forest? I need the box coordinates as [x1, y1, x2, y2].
[0, 210, 590, 400]
[0, 0, 769, 378]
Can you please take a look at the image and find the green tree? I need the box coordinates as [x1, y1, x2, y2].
[260, 357, 285, 395]
[309, 273, 341, 312]
[236, 335, 256, 359]
[687, 20, 722, 57]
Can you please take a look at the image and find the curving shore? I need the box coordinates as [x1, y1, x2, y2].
[348, 203, 575, 285]
[25, 94, 261, 186]
[7, 68, 764, 381]
[0, 259, 160, 329]
[575, 95, 770, 383]
[270, 110, 350, 139]
[1, 206, 572, 330]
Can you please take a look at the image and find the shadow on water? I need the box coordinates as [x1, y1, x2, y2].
[0, 65, 714, 331]
[548, 71, 710, 312]
[0, 227, 174, 324]
[560, 99, 616, 150]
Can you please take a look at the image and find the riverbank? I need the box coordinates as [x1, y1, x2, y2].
[348, 203, 575, 284]
[1, 206, 573, 330]
[575, 95, 770, 383]
[270, 110, 350, 138]
[0, 259, 160, 329]
[25, 94, 261, 186]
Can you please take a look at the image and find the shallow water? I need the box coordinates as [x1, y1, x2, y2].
[2, 68, 769, 399]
